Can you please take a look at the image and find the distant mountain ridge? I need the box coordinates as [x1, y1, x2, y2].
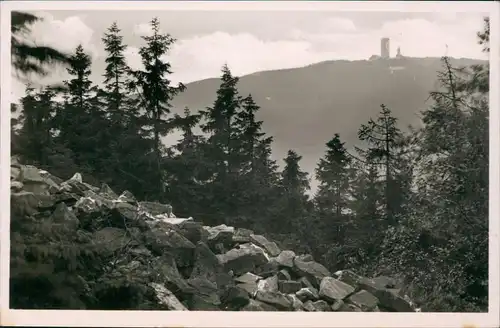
[170, 56, 487, 191]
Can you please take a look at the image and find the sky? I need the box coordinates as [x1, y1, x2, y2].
[11, 9, 488, 103]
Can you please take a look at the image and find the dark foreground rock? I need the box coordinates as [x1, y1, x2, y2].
[9, 158, 419, 312]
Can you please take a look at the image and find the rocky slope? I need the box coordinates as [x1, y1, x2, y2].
[10, 156, 419, 312]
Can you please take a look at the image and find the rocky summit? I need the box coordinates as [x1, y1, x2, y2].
[10, 157, 419, 312]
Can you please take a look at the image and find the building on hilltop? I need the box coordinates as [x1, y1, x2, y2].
[396, 46, 404, 59]
[381, 37, 390, 59]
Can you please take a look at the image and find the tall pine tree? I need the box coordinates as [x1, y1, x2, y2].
[131, 17, 186, 199]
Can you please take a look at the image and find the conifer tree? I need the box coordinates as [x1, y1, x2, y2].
[57, 44, 106, 175]
[276, 150, 311, 233]
[15, 85, 57, 166]
[201, 64, 241, 178]
[101, 22, 130, 121]
[358, 105, 403, 225]
[166, 107, 206, 217]
[200, 65, 242, 220]
[130, 17, 186, 199]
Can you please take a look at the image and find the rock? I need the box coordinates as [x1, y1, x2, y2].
[11, 191, 55, 216]
[149, 283, 188, 310]
[339, 303, 363, 312]
[234, 272, 262, 284]
[257, 275, 279, 293]
[298, 276, 315, 289]
[334, 270, 366, 290]
[11, 181, 24, 192]
[250, 234, 281, 257]
[98, 183, 118, 199]
[296, 287, 319, 302]
[189, 242, 222, 284]
[138, 201, 171, 215]
[277, 269, 292, 281]
[303, 300, 316, 312]
[276, 250, 296, 268]
[11, 166, 21, 181]
[296, 254, 314, 262]
[347, 290, 379, 311]
[312, 300, 331, 312]
[293, 257, 331, 287]
[204, 224, 235, 249]
[241, 299, 278, 311]
[175, 221, 208, 245]
[254, 258, 279, 278]
[113, 202, 139, 223]
[319, 277, 355, 302]
[232, 228, 254, 243]
[83, 190, 115, 210]
[287, 294, 305, 311]
[19, 165, 44, 184]
[255, 290, 293, 311]
[151, 254, 194, 299]
[74, 197, 101, 213]
[92, 227, 132, 253]
[236, 282, 259, 296]
[371, 289, 414, 312]
[221, 285, 250, 310]
[60, 173, 91, 196]
[278, 280, 302, 294]
[331, 299, 345, 311]
[144, 223, 196, 267]
[130, 245, 152, 258]
[117, 190, 136, 203]
[187, 277, 221, 310]
[50, 202, 79, 228]
[216, 243, 268, 276]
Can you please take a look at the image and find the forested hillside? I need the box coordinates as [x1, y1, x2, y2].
[171, 56, 487, 185]
[10, 12, 490, 312]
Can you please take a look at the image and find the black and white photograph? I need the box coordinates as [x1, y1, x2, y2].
[1, 1, 499, 327]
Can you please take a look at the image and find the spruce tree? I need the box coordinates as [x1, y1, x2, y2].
[200, 64, 242, 220]
[130, 17, 186, 199]
[56, 45, 108, 181]
[358, 104, 403, 225]
[277, 150, 311, 233]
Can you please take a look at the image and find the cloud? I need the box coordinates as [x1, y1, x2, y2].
[29, 12, 99, 59]
[124, 32, 334, 85]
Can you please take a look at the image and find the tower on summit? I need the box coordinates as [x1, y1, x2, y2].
[381, 37, 390, 59]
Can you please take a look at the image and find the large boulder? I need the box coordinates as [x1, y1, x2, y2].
[254, 290, 294, 311]
[257, 275, 279, 293]
[275, 250, 296, 268]
[92, 227, 133, 254]
[150, 255, 195, 300]
[278, 280, 302, 294]
[241, 299, 278, 311]
[144, 222, 196, 267]
[346, 290, 379, 311]
[204, 224, 235, 250]
[187, 277, 221, 310]
[150, 283, 188, 311]
[296, 287, 319, 302]
[232, 228, 254, 244]
[250, 234, 281, 257]
[216, 243, 269, 276]
[11, 191, 56, 216]
[293, 257, 331, 287]
[220, 285, 251, 310]
[319, 277, 355, 302]
[189, 242, 223, 285]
